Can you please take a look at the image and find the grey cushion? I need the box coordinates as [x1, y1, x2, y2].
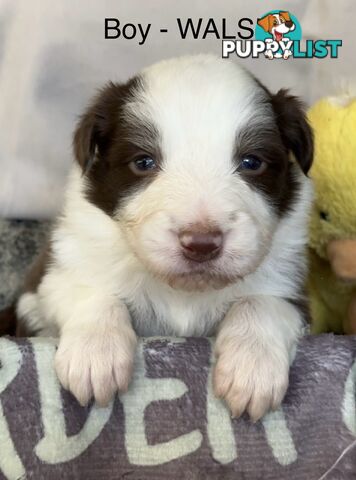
[0, 219, 49, 309]
[0, 335, 355, 479]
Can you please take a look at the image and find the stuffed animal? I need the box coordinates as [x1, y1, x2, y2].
[308, 95, 356, 334]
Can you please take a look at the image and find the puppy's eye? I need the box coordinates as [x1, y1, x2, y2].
[238, 156, 267, 175]
[320, 211, 329, 221]
[129, 156, 157, 175]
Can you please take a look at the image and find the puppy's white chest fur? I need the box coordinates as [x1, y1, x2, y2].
[127, 282, 231, 336]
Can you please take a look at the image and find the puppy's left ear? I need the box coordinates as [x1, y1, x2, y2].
[73, 82, 121, 173]
[271, 89, 314, 174]
[257, 15, 272, 33]
[280, 11, 292, 22]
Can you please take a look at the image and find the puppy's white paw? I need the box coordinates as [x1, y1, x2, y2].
[213, 338, 289, 421]
[55, 326, 137, 407]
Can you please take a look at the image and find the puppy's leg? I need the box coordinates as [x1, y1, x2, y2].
[17, 292, 57, 336]
[15, 244, 52, 336]
[264, 38, 274, 59]
[53, 294, 137, 407]
[213, 296, 303, 421]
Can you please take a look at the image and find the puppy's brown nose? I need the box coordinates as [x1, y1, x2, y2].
[179, 229, 223, 262]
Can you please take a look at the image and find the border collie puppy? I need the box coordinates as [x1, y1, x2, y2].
[16, 55, 313, 420]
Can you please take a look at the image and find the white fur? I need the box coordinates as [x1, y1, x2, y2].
[213, 296, 302, 421]
[17, 55, 313, 418]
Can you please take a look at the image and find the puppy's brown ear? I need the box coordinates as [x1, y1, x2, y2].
[271, 89, 314, 174]
[280, 11, 292, 22]
[257, 14, 273, 33]
[73, 82, 121, 172]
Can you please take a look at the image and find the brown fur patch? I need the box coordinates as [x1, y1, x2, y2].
[73, 77, 161, 216]
[0, 304, 17, 336]
[270, 89, 314, 175]
[234, 89, 313, 217]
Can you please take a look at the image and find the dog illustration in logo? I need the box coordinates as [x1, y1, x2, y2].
[257, 11, 295, 59]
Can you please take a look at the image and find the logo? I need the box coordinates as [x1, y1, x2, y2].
[222, 10, 342, 59]
[255, 11, 301, 59]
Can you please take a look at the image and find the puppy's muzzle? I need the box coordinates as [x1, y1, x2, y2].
[179, 228, 223, 262]
[285, 20, 294, 28]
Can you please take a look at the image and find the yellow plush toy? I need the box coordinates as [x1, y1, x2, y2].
[308, 96, 356, 334]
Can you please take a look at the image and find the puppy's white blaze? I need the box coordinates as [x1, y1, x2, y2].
[141, 55, 265, 170]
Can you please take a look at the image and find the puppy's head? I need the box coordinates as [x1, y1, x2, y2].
[258, 12, 295, 39]
[74, 55, 313, 291]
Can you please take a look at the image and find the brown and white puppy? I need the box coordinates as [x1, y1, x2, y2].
[15, 55, 313, 421]
[258, 11, 296, 59]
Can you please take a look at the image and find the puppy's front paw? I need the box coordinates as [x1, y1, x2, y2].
[55, 327, 137, 407]
[213, 339, 289, 421]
